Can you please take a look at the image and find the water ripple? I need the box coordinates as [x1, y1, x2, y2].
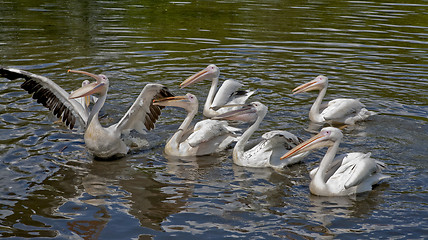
[0, 0, 427, 238]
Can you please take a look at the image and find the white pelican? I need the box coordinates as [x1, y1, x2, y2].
[280, 127, 389, 196]
[153, 93, 240, 156]
[0, 67, 173, 159]
[180, 64, 255, 119]
[213, 102, 308, 169]
[293, 75, 374, 125]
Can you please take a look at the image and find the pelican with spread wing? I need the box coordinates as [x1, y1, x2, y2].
[280, 127, 389, 196]
[214, 102, 308, 169]
[180, 64, 255, 119]
[0, 67, 172, 159]
[293, 75, 374, 125]
[153, 93, 240, 156]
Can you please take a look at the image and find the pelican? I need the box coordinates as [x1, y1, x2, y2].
[0, 67, 173, 159]
[293, 75, 374, 125]
[153, 93, 240, 156]
[180, 64, 255, 119]
[213, 102, 308, 169]
[280, 127, 389, 196]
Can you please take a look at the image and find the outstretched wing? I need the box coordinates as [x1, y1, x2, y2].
[114, 83, 173, 134]
[0, 67, 89, 130]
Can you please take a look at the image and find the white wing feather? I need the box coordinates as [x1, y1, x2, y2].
[211, 80, 243, 107]
[211, 79, 255, 113]
[312, 152, 389, 194]
[241, 130, 307, 168]
[321, 98, 365, 121]
[309, 153, 358, 180]
[114, 84, 172, 134]
[187, 119, 239, 147]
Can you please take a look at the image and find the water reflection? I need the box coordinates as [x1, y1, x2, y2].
[67, 156, 192, 235]
[307, 184, 389, 237]
[66, 204, 110, 240]
[1, 0, 427, 238]
[163, 154, 223, 183]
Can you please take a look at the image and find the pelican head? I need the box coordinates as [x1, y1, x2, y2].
[153, 93, 198, 112]
[68, 70, 109, 99]
[212, 101, 265, 122]
[293, 75, 328, 94]
[280, 127, 341, 160]
[180, 64, 220, 89]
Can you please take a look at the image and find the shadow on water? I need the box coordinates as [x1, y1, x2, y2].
[0, 149, 193, 238]
[60, 154, 195, 239]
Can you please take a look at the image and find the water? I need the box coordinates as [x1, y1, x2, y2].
[0, 0, 427, 238]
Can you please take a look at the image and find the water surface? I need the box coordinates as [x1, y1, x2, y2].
[0, 0, 427, 239]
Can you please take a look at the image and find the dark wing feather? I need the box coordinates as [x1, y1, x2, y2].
[115, 84, 173, 133]
[0, 67, 89, 130]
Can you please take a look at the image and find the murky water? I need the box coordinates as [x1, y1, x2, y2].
[1, 0, 427, 238]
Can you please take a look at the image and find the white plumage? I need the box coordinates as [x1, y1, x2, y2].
[0, 67, 172, 159]
[68, 70, 173, 158]
[180, 64, 255, 119]
[293, 75, 374, 125]
[281, 127, 389, 196]
[153, 93, 240, 156]
[214, 102, 308, 169]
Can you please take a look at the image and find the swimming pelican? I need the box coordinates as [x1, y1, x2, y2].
[180, 64, 255, 119]
[280, 127, 389, 196]
[153, 93, 240, 156]
[213, 102, 308, 169]
[0, 67, 173, 159]
[293, 75, 374, 125]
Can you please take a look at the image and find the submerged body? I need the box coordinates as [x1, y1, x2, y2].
[293, 75, 374, 125]
[281, 127, 389, 196]
[153, 94, 240, 156]
[84, 120, 125, 158]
